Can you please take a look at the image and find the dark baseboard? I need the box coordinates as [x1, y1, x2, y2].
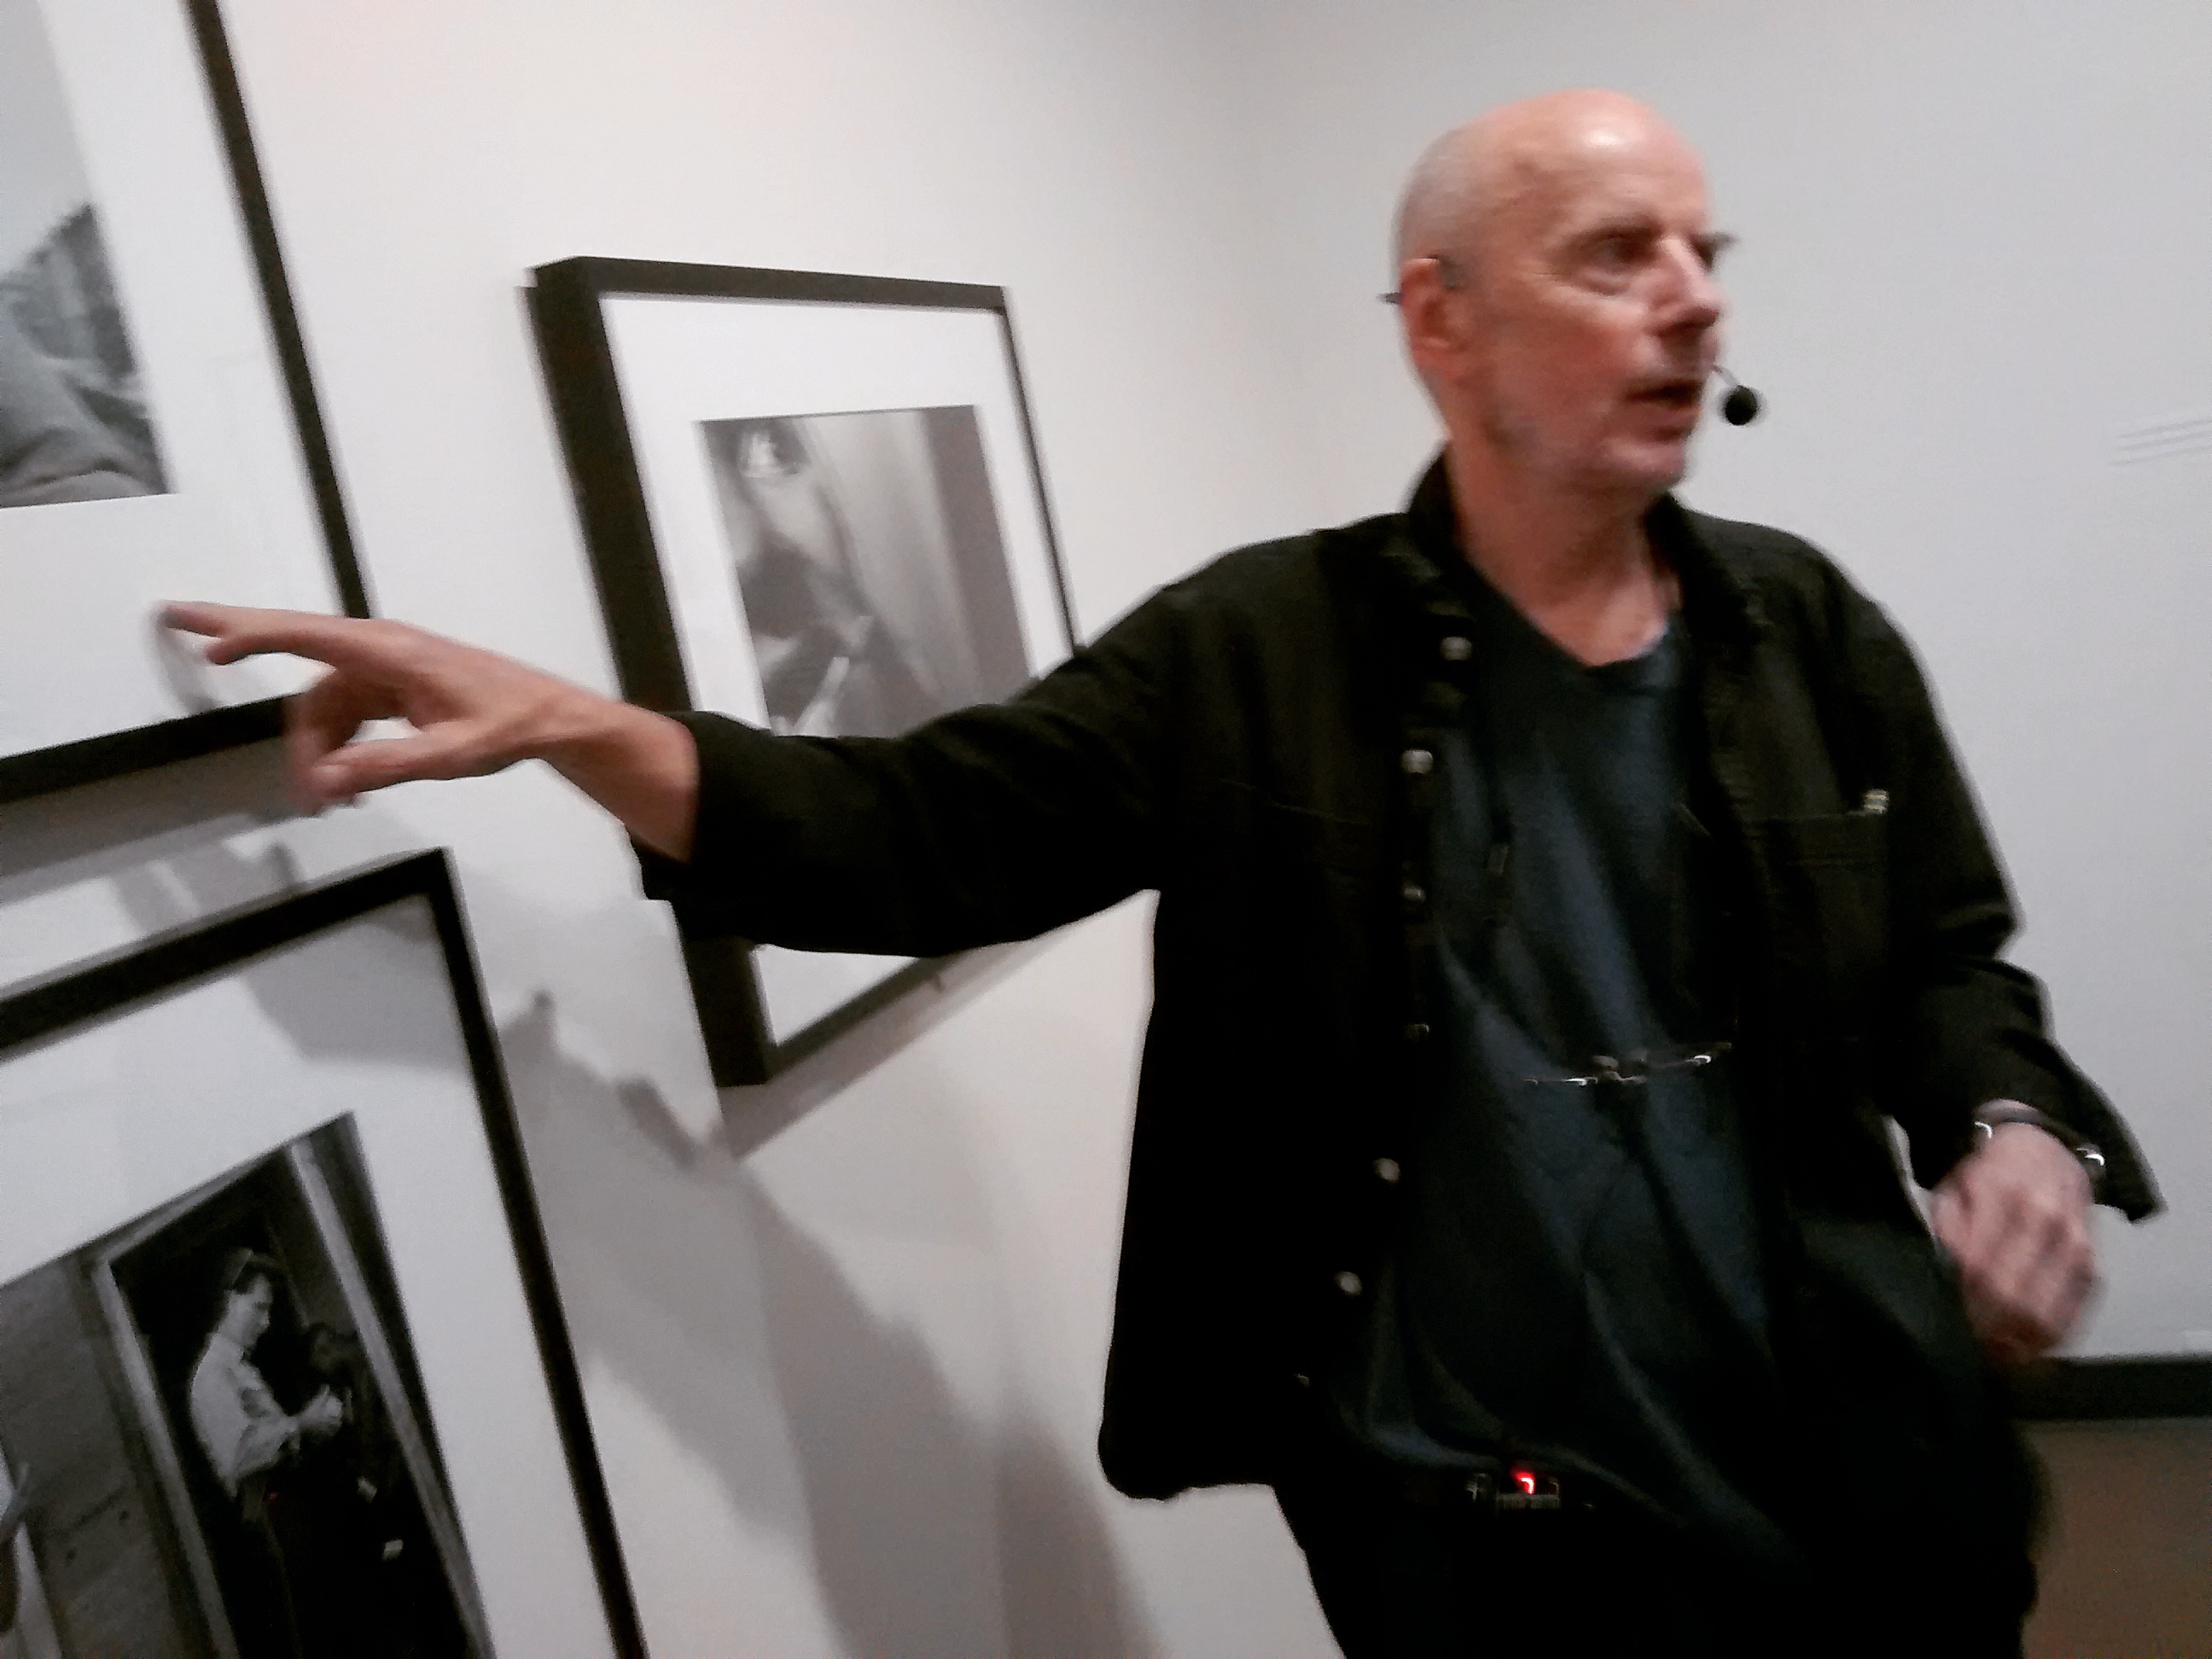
[2011, 1356, 2212, 1422]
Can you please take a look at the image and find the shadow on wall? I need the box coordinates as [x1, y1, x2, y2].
[715, 934, 1049, 1166]
[503, 996, 1156, 1659]
[0, 739, 297, 913]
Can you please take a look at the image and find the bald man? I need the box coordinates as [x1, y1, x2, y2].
[171, 90, 2151, 1656]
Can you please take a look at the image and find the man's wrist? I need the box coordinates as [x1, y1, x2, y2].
[1973, 1101, 2106, 1199]
[542, 696, 700, 862]
[533, 681, 638, 772]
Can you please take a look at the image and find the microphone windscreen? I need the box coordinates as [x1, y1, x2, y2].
[1721, 382, 1762, 426]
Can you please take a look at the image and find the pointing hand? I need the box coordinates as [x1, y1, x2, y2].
[160, 602, 699, 857]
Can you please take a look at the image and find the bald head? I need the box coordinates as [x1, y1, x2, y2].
[1391, 90, 1727, 503]
[1394, 90, 1700, 277]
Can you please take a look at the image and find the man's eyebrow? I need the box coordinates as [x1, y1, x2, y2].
[1570, 213, 1659, 242]
[1696, 230, 1741, 262]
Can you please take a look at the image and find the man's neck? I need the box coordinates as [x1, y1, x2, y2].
[1444, 444, 1675, 667]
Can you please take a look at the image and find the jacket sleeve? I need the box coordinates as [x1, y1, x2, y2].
[1836, 583, 2159, 1217]
[634, 583, 1181, 959]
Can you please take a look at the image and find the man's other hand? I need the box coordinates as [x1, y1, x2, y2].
[160, 603, 700, 859]
[1928, 1113, 2097, 1367]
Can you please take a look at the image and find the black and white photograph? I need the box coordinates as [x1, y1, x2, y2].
[530, 259, 1077, 1080]
[0, 854, 646, 1656]
[703, 406, 1028, 738]
[0, 0, 167, 510]
[0, 1120, 482, 1657]
[0, 0, 365, 805]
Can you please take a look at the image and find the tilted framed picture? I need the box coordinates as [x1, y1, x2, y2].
[0, 853, 644, 1656]
[0, 0, 367, 804]
[529, 258, 1077, 1085]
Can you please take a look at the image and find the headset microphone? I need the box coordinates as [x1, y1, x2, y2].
[1716, 367, 1763, 427]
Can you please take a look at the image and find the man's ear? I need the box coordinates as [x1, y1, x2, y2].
[1396, 257, 1469, 382]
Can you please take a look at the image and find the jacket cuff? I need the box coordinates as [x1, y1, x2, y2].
[631, 711, 774, 934]
[1930, 1037, 2160, 1220]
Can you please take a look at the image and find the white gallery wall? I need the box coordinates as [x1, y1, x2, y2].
[2, 3, 2207, 1655]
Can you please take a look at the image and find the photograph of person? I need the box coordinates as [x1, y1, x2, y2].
[0, 0, 166, 509]
[701, 406, 1031, 737]
[0, 1118, 486, 1656]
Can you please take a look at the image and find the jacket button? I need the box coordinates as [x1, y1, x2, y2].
[1440, 636, 1472, 662]
[1374, 1157, 1401, 1185]
[1402, 882, 1426, 907]
[1403, 1022, 1431, 1043]
[1400, 748, 1434, 776]
[1335, 1271, 1364, 1298]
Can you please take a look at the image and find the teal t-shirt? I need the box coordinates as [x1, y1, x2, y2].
[1328, 559, 1799, 1575]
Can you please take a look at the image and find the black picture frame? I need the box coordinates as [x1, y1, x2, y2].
[0, 853, 647, 1655]
[0, 0, 369, 807]
[528, 257, 1077, 1085]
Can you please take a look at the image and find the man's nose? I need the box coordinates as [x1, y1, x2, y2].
[1656, 237, 1724, 332]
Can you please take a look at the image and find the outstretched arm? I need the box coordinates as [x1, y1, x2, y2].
[166, 589, 1178, 958]
[161, 603, 700, 859]
[645, 606, 1173, 958]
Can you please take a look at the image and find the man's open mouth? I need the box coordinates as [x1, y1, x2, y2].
[1631, 378, 1703, 410]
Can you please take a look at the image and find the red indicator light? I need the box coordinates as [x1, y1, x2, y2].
[1515, 1470, 1537, 1495]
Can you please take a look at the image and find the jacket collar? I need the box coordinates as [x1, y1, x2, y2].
[1387, 452, 1765, 660]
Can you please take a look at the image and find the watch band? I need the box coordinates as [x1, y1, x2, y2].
[1972, 1102, 2107, 1198]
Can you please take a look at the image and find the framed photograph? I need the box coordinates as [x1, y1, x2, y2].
[529, 258, 1078, 1086]
[0, 853, 644, 1656]
[0, 0, 367, 805]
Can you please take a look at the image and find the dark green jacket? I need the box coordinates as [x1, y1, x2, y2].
[649, 460, 2151, 1570]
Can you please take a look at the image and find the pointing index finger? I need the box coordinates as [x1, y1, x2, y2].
[159, 602, 383, 670]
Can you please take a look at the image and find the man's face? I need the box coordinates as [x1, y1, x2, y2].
[1432, 129, 1727, 497]
[222, 1280, 274, 1350]
[731, 422, 845, 579]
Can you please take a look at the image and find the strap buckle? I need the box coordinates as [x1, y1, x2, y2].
[1526, 1041, 1732, 1090]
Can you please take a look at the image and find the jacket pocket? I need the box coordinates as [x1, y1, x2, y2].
[1749, 805, 1889, 1020]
